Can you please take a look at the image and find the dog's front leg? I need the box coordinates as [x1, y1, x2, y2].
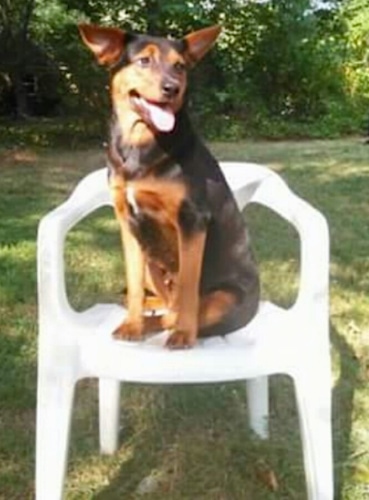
[110, 177, 145, 340]
[166, 229, 206, 348]
[113, 218, 145, 340]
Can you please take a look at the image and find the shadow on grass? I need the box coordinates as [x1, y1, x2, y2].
[331, 323, 361, 500]
[90, 382, 296, 500]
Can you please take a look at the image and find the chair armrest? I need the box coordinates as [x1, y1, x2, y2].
[37, 168, 111, 321]
[289, 193, 329, 316]
[43, 168, 111, 233]
[241, 173, 329, 321]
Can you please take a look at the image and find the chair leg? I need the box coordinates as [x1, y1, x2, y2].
[246, 376, 269, 439]
[36, 368, 76, 500]
[293, 373, 333, 500]
[99, 378, 121, 454]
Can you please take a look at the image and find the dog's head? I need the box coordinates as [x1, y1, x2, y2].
[79, 24, 221, 135]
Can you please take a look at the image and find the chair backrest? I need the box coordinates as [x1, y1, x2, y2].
[38, 162, 329, 340]
[220, 162, 306, 230]
[219, 162, 329, 324]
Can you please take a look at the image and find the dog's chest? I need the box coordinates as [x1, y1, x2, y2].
[123, 180, 182, 272]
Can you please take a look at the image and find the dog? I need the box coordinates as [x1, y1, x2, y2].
[79, 23, 260, 348]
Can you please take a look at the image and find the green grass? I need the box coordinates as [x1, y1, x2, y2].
[0, 139, 368, 499]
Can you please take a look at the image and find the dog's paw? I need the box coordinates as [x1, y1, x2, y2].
[166, 329, 196, 349]
[113, 320, 143, 341]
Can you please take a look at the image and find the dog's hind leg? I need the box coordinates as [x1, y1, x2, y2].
[197, 286, 259, 338]
[144, 262, 174, 310]
[198, 290, 238, 329]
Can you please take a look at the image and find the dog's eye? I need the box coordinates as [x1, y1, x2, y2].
[136, 56, 151, 67]
[173, 61, 186, 73]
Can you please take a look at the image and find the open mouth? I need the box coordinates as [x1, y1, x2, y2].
[130, 91, 175, 133]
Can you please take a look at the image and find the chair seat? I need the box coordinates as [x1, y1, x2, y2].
[67, 301, 299, 384]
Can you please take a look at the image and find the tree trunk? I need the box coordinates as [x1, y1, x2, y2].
[14, 0, 35, 118]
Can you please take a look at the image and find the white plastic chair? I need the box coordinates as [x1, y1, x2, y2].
[36, 162, 332, 500]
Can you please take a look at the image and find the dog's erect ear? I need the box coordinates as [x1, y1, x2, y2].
[184, 25, 221, 66]
[78, 24, 126, 65]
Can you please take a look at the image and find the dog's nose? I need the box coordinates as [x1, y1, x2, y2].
[162, 81, 180, 98]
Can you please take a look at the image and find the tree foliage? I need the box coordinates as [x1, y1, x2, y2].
[341, 0, 369, 99]
[0, 0, 368, 139]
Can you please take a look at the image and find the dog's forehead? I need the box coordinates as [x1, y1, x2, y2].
[127, 35, 185, 59]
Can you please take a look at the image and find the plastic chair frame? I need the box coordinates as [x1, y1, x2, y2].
[36, 162, 333, 499]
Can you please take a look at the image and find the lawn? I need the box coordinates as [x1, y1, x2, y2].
[0, 138, 368, 499]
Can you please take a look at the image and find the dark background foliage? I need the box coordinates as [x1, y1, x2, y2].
[1, 0, 368, 144]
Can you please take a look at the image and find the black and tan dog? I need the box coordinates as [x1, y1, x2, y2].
[79, 23, 259, 348]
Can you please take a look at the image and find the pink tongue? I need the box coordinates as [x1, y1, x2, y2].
[138, 98, 175, 132]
